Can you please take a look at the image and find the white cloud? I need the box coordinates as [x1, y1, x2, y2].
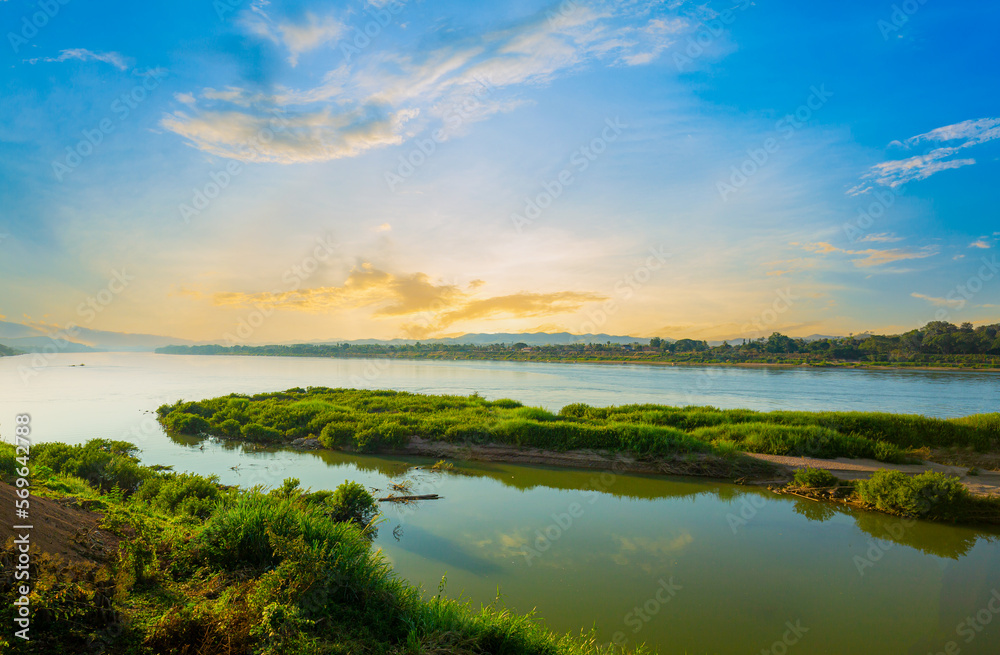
[164, 1, 693, 163]
[904, 117, 1000, 148]
[856, 117, 1000, 190]
[27, 48, 131, 71]
[161, 107, 417, 164]
[245, 10, 344, 66]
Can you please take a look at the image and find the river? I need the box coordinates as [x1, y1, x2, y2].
[2, 352, 999, 653]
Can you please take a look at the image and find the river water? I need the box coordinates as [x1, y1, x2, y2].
[2, 352, 999, 653]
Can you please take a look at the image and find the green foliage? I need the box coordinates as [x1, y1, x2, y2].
[0, 441, 17, 483]
[163, 411, 211, 435]
[241, 422, 283, 442]
[326, 480, 379, 529]
[856, 470, 969, 518]
[792, 467, 840, 488]
[135, 471, 223, 518]
[32, 439, 148, 494]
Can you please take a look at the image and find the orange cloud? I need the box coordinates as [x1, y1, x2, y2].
[212, 264, 605, 338]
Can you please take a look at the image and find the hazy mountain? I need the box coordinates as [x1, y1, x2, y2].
[0, 320, 197, 353]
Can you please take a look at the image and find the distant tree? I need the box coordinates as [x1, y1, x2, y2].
[673, 339, 709, 353]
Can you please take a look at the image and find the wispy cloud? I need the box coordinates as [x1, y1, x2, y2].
[911, 292, 962, 308]
[161, 107, 417, 163]
[26, 48, 131, 71]
[854, 117, 1000, 190]
[858, 233, 903, 243]
[244, 11, 344, 66]
[801, 242, 937, 268]
[163, 2, 688, 163]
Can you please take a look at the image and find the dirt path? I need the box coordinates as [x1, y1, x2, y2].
[742, 453, 1000, 498]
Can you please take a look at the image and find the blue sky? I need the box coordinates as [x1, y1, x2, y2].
[1, 0, 998, 344]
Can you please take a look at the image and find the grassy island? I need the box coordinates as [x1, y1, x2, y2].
[155, 388, 1000, 524]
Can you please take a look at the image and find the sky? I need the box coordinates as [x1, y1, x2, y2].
[1, 0, 999, 345]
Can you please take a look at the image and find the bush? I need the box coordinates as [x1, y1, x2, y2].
[164, 412, 211, 435]
[136, 472, 223, 518]
[856, 470, 969, 518]
[326, 481, 379, 529]
[354, 421, 408, 451]
[32, 439, 148, 494]
[216, 418, 242, 438]
[241, 423, 283, 443]
[792, 467, 840, 488]
[319, 421, 355, 447]
[489, 398, 523, 409]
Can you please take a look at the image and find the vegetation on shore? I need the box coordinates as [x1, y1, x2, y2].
[783, 467, 1000, 524]
[0, 343, 23, 357]
[1, 439, 631, 654]
[155, 321, 1000, 369]
[156, 387, 1000, 473]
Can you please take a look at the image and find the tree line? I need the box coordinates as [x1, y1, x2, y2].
[155, 321, 1000, 364]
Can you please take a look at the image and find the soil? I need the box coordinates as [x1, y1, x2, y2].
[0, 482, 120, 564]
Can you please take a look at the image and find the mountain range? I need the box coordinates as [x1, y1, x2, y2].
[0, 319, 847, 355]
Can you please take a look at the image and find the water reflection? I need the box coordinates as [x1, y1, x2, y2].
[390, 523, 502, 576]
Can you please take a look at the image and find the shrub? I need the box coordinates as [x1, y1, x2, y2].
[216, 418, 242, 438]
[792, 467, 840, 488]
[326, 481, 379, 529]
[856, 470, 968, 518]
[241, 423, 283, 443]
[164, 412, 211, 435]
[32, 439, 148, 494]
[489, 398, 523, 409]
[319, 421, 355, 447]
[136, 472, 222, 518]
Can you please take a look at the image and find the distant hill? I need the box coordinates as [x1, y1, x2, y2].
[0, 337, 98, 353]
[0, 342, 24, 356]
[0, 319, 197, 353]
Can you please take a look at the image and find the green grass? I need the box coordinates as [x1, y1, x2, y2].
[156, 388, 1000, 467]
[1, 439, 641, 655]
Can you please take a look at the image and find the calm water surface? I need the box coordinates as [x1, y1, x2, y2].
[3, 352, 1000, 654]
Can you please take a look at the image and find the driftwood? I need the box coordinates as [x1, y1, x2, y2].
[377, 494, 442, 503]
